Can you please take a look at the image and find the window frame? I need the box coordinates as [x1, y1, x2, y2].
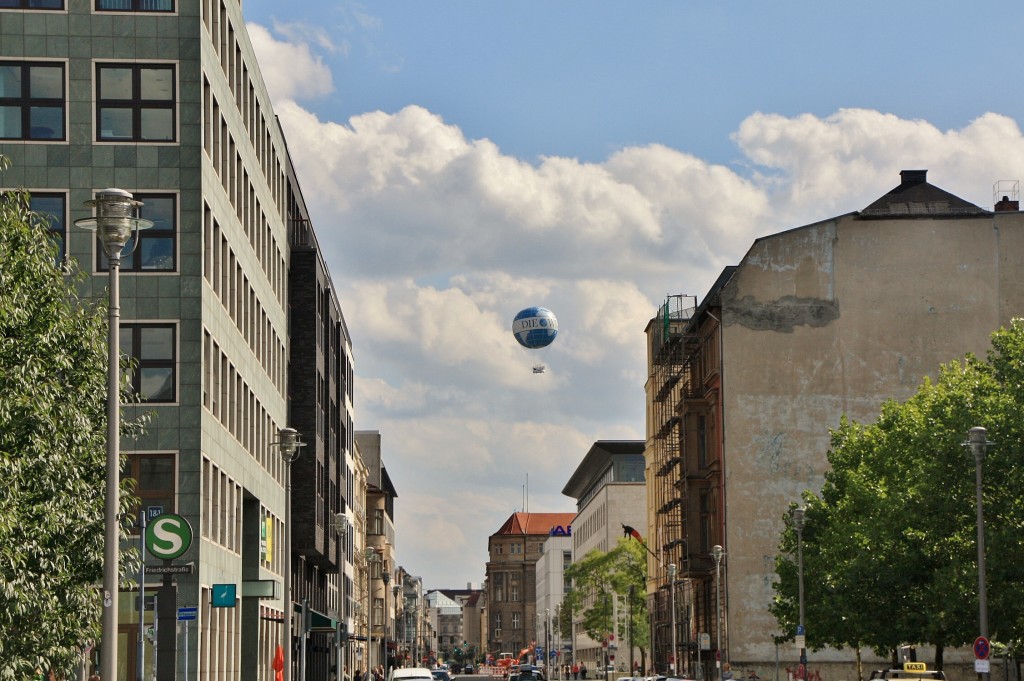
[96, 62, 177, 143]
[29, 191, 66, 265]
[121, 322, 178, 403]
[96, 192, 177, 272]
[0, 60, 66, 141]
[95, 0, 173, 12]
[122, 452, 177, 536]
[0, 0, 64, 11]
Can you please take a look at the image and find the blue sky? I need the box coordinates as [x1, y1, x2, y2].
[239, 0, 1024, 589]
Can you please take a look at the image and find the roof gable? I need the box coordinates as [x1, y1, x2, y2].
[860, 169, 988, 218]
[494, 512, 577, 536]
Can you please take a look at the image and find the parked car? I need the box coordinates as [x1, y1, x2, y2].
[432, 670, 454, 681]
[465, 666, 476, 675]
[393, 669, 435, 681]
[514, 665, 547, 681]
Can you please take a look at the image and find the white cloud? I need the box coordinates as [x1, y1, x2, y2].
[246, 23, 334, 103]
[249, 29, 1024, 588]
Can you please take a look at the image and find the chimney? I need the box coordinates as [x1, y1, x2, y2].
[994, 195, 1019, 212]
[900, 169, 928, 186]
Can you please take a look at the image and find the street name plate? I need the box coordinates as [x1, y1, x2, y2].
[975, 660, 990, 674]
[146, 564, 194, 575]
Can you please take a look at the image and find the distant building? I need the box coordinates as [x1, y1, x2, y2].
[486, 512, 577, 661]
[562, 441, 646, 673]
[535, 534, 572, 667]
[645, 170, 1024, 678]
[357, 431, 400, 669]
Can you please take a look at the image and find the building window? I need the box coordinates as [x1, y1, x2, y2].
[698, 414, 708, 467]
[123, 453, 175, 531]
[0, 61, 65, 140]
[0, 0, 64, 8]
[510, 586, 518, 602]
[371, 508, 384, 535]
[373, 597, 383, 627]
[98, 193, 176, 271]
[22, 192, 65, 265]
[97, 63, 175, 142]
[493, 613, 501, 631]
[511, 613, 520, 630]
[120, 323, 176, 402]
[96, 0, 173, 11]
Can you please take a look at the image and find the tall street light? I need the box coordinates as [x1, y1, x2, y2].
[712, 545, 724, 679]
[668, 563, 677, 676]
[332, 514, 352, 681]
[545, 608, 551, 677]
[382, 567, 392, 672]
[74, 189, 152, 681]
[966, 427, 992, 681]
[393, 584, 401, 666]
[274, 427, 306, 681]
[792, 508, 806, 680]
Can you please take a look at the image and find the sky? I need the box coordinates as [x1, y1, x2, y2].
[238, 0, 1024, 589]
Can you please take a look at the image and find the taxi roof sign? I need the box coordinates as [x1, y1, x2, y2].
[903, 663, 927, 673]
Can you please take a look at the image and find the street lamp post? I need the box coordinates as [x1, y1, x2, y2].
[545, 608, 551, 678]
[274, 427, 306, 681]
[966, 427, 992, 681]
[332, 514, 352, 681]
[668, 563, 677, 676]
[74, 189, 153, 681]
[382, 568, 392, 673]
[393, 585, 401, 667]
[712, 545, 724, 679]
[628, 585, 635, 676]
[792, 508, 806, 680]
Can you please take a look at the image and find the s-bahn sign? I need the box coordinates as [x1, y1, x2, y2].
[146, 513, 194, 560]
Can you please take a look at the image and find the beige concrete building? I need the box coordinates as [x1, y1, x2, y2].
[645, 170, 1024, 678]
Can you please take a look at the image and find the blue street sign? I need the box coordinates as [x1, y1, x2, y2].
[177, 606, 198, 621]
[796, 625, 805, 636]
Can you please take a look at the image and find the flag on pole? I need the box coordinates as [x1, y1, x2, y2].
[622, 524, 659, 561]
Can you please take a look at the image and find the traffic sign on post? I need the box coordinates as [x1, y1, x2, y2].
[974, 636, 990, 660]
[146, 513, 193, 560]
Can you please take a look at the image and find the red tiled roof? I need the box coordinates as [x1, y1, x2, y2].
[494, 512, 577, 537]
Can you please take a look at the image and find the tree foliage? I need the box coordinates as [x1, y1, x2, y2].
[564, 538, 649, 665]
[771, 320, 1024, 669]
[0, 172, 143, 678]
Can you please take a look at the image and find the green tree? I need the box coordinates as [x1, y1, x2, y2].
[564, 538, 649, 669]
[771, 320, 1024, 673]
[0, 175, 143, 678]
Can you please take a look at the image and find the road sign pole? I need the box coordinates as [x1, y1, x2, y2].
[138, 510, 147, 681]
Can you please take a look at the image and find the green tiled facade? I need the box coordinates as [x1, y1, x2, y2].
[0, 1, 313, 679]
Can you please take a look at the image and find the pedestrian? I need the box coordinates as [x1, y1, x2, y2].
[344, 666, 352, 681]
[572, 663, 579, 680]
[580, 663, 587, 680]
[723, 663, 734, 681]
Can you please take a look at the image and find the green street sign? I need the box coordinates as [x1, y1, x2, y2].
[146, 513, 193, 560]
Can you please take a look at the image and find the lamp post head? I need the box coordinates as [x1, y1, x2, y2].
[382, 571, 391, 585]
[274, 427, 306, 462]
[332, 513, 351, 536]
[792, 507, 805, 532]
[668, 563, 677, 578]
[712, 545, 723, 563]
[75, 188, 153, 259]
